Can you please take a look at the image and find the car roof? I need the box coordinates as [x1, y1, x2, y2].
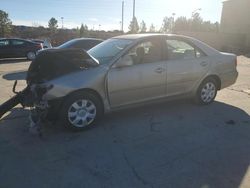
[113, 33, 220, 56]
[32, 39, 43, 42]
[113, 33, 178, 40]
[0, 38, 31, 41]
[70, 38, 103, 42]
[112, 33, 206, 42]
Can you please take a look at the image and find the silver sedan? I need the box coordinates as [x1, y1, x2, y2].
[43, 34, 238, 130]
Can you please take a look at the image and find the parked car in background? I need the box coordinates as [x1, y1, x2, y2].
[0, 38, 43, 60]
[26, 34, 238, 131]
[31, 39, 52, 49]
[57, 38, 103, 50]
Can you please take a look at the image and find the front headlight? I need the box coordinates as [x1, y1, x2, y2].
[31, 84, 54, 100]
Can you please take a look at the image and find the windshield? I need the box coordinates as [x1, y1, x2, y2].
[88, 38, 133, 64]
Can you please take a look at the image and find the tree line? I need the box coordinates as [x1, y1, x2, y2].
[128, 12, 219, 34]
[0, 9, 219, 45]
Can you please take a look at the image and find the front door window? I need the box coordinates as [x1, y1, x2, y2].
[126, 39, 162, 65]
[0, 40, 10, 47]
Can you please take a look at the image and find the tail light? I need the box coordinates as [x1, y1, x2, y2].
[36, 43, 43, 49]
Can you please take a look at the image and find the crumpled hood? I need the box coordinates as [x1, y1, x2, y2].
[26, 48, 99, 84]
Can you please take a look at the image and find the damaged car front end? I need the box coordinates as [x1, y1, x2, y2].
[0, 48, 100, 133]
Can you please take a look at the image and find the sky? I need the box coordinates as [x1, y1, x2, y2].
[0, 0, 224, 31]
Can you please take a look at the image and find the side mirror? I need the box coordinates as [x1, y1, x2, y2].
[113, 54, 133, 68]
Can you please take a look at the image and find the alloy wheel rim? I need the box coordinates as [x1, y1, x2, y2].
[68, 99, 97, 128]
[28, 52, 35, 60]
[201, 82, 216, 103]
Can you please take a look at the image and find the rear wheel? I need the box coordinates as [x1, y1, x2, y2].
[60, 91, 103, 131]
[27, 51, 36, 60]
[195, 78, 218, 105]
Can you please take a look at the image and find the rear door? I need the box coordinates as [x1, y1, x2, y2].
[0, 39, 11, 58]
[165, 37, 209, 96]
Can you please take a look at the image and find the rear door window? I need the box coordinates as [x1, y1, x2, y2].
[11, 40, 25, 46]
[166, 39, 204, 60]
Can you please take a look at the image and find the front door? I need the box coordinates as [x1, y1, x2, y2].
[107, 37, 167, 108]
[0, 39, 11, 58]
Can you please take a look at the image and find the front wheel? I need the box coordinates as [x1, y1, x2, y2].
[27, 51, 36, 60]
[195, 78, 218, 105]
[60, 92, 103, 131]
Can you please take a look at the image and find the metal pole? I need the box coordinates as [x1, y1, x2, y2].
[192, 8, 201, 17]
[61, 17, 64, 29]
[133, 0, 135, 19]
[133, 0, 135, 33]
[122, 1, 124, 32]
[172, 13, 176, 33]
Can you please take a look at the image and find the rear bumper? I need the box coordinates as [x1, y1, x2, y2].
[220, 70, 238, 89]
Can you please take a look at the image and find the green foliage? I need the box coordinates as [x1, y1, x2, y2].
[149, 24, 156, 32]
[172, 14, 219, 32]
[128, 17, 139, 34]
[201, 21, 219, 32]
[48, 17, 58, 32]
[0, 10, 12, 37]
[161, 16, 172, 33]
[173, 16, 189, 31]
[190, 12, 203, 31]
[79, 23, 88, 37]
[140, 20, 147, 33]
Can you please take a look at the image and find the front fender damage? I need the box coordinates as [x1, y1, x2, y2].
[0, 49, 99, 135]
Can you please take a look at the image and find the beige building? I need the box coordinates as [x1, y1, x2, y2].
[176, 0, 250, 52]
[221, 0, 250, 34]
[221, 0, 250, 49]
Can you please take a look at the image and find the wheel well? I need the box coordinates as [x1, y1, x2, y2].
[48, 88, 104, 119]
[203, 75, 221, 90]
[67, 88, 104, 109]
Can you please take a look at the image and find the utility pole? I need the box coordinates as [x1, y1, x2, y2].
[133, 0, 135, 19]
[121, 1, 124, 32]
[132, 0, 135, 33]
[172, 13, 176, 33]
[61, 17, 64, 29]
[192, 8, 201, 17]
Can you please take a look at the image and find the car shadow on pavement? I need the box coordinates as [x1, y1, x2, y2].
[0, 58, 29, 64]
[2, 70, 27, 80]
[0, 100, 250, 188]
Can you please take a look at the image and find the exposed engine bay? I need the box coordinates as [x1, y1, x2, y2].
[0, 48, 99, 134]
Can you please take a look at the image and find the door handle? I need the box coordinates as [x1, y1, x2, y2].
[155, 67, 165, 73]
[200, 61, 208, 67]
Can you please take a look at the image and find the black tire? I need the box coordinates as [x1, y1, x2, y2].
[27, 51, 36, 60]
[60, 91, 103, 131]
[195, 77, 218, 105]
